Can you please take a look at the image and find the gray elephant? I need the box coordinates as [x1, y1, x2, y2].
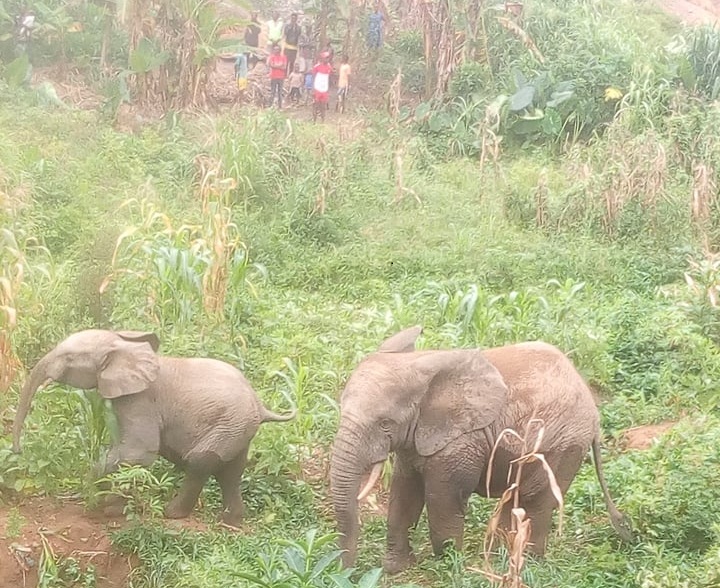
[12, 329, 295, 525]
[330, 326, 632, 572]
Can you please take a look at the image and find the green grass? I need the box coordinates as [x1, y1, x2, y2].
[2, 94, 720, 586]
[3, 1, 720, 585]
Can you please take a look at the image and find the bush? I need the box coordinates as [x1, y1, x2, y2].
[619, 416, 720, 553]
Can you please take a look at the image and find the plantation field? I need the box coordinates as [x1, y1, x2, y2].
[3, 0, 720, 587]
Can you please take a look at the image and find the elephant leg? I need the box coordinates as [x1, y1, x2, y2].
[99, 443, 159, 517]
[517, 446, 585, 556]
[424, 460, 478, 556]
[214, 449, 248, 527]
[384, 462, 425, 574]
[165, 452, 219, 519]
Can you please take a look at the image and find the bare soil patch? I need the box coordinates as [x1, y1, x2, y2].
[621, 421, 676, 450]
[0, 497, 131, 588]
[657, 0, 720, 25]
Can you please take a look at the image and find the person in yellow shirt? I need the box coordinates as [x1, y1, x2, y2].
[336, 54, 351, 113]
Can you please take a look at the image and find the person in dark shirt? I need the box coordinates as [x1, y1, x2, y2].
[283, 13, 302, 75]
[244, 12, 261, 67]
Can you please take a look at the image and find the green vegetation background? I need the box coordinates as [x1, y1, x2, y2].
[2, 0, 720, 586]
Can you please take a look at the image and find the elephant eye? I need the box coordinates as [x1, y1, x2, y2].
[379, 418, 393, 432]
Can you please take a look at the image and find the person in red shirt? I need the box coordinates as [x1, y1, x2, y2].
[267, 44, 288, 109]
[312, 51, 333, 122]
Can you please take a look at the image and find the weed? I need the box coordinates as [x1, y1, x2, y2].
[96, 465, 177, 522]
[233, 529, 383, 588]
[4, 506, 24, 538]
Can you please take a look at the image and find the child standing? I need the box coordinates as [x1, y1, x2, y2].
[336, 54, 351, 113]
[287, 63, 303, 104]
[234, 52, 248, 101]
[267, 44, 287, 109]
[304, 66, 314, 105]
[312, 51, 333, 122]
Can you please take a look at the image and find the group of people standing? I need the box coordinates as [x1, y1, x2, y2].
[234, 10, 353, 120]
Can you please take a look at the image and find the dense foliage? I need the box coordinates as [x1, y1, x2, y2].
[2, 1, 720, 587]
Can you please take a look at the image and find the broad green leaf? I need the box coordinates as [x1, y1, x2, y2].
[414, 101, 432, 121]
[128, 37, 170, 73]
[512, 67, 527, 89]
[541, 109, 562, 136]
[358, 567, 384, 588]
[282, 546, 305, 574]
[428, 112, 445, 132]
[546, 90, 574, 108]
[509, 85, 535, 112]
[328, 574, 355, 588]
[310, 550, 344, 577]
[4, 53, 31, 88]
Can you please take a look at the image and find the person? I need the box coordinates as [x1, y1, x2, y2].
[304, 66, 314, 105]
[266, 12, 283, 50]
[299, 22, 314, 63]
[312, 51, 333, 122]
[367, 4, 384, 49]
[287, 63, 303, 104]
[267, 44, 287, 109]
[282, 12, 302, 75]
[234, 52, 248, 101]
[244, 11, 261, 66]
[295, 52, 308, 76]
[336, 54, 351, 113]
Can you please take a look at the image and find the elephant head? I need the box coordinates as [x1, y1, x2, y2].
[330, 326, 509, 567]
[12, 329, 161, 452]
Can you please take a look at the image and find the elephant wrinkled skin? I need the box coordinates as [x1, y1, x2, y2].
[12, 329, 295, 525]
[330, 326, 633, 572]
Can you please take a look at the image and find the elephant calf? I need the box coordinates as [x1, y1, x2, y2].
[330, 326, 633, 572]
[12, 329, 295, 526]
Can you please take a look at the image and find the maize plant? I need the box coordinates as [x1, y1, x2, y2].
[0, 227, 52, 394]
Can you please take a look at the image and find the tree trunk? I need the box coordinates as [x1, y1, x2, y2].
[100, 1, 114, 70]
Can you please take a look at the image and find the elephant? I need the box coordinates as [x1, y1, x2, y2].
[330, 326, 633, 572]
[12, 329, 295, 526]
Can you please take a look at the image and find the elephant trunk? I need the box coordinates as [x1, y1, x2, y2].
[330, 423, 387, 568]
[12, 354, 53, 452]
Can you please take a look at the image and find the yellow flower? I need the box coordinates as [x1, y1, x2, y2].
[604, 87, 623, 102]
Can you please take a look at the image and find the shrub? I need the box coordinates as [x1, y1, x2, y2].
[619, 416, 720, 553]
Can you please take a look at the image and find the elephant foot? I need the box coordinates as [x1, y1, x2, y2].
[164, 497, 194, 519]
[99, 494, 126, 518]
[221, 508, 244, 529]
[383, 552, 416, 574]
[102, 502, 126, 518]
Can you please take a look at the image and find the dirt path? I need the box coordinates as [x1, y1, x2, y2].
[656, 0, 720, 25]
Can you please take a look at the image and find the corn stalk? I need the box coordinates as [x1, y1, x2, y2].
[411, 0, 489, 99]
[0, 227, 52, 395]
[480, 419, 564, 587]
[119, 0, 239, 109]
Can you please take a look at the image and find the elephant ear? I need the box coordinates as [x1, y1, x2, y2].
[98, 339, 160, 399]
[414, 350, 509, 457]
[116, 331, 160, 352]
[378, 326, 423, 353]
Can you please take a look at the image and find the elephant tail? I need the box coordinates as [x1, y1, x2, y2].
[260, 407, 297, 423]
[591, 434, 635, 544]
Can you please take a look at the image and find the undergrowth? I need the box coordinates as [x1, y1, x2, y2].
[2, 1, 720, 587]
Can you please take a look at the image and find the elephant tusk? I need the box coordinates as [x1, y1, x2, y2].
[357, 462, 384, 502]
